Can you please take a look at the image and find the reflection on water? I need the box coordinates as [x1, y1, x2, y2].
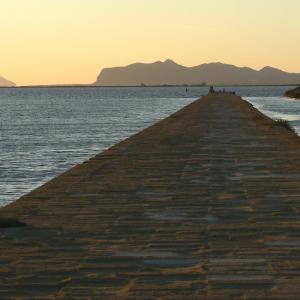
[0, 86, 298, 206]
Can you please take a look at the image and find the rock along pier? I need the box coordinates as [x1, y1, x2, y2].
[1, 94, 300, 299]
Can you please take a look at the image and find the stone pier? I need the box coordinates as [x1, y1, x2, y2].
[1, 94, 300, 298]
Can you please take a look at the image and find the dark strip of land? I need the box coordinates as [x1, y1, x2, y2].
[285, 86, 300, 99]
[2, 84, 299, 88]
[1, 94, 300, 299]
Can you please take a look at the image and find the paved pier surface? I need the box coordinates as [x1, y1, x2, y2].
[1, 94, 300, 299]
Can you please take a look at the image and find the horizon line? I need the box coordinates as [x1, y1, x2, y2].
[1, 84, 299, 89]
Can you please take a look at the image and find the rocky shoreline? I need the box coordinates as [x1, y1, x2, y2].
[285, 86, 300, 99]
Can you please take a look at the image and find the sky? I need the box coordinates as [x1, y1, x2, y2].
[1, 0, 300, 86]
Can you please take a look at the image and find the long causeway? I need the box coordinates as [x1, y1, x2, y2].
[1, 94, 300, 298]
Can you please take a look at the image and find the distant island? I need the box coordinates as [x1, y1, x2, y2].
[0, 75, 15, 87]
[285, 86, 300, 99]
[94, 59, 300, 86]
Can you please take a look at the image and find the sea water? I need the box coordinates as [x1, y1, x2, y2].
[0, 86, 299, 206]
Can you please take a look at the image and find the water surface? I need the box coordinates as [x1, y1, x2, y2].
[0, 86, 299, 206]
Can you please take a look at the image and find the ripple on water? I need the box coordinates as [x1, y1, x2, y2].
[1, 87, 298, 207]
[245, 96, 300, 135]
[0, 87, 197, 207]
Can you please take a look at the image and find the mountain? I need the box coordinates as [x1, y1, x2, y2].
[94, 60, 300, 86]
[0, 75, 15, 87]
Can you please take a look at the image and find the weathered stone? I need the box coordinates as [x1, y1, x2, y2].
[0, 94, 300, 298]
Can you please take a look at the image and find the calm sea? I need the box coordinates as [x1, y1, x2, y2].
[1, 86, 299, 207]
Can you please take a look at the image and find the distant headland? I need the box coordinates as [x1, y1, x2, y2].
[2, 60, 300, 87]
[0, 75, 15, 87]
[94, 59, 300, 86]
[285, 86, 300, 99]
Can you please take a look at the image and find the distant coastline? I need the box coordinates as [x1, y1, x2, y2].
[1, 84, 299, 89]
[2, 60, 300, 87]
[95, 60, 300, 86]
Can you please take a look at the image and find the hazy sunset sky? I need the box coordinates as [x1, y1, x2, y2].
[1, 0, 300, 85]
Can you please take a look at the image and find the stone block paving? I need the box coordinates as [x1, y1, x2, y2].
[1, 94, 300, 298]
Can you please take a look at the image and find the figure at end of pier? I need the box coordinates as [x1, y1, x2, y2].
[209, 86, 215, 94]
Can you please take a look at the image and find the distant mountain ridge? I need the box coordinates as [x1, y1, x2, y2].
[0, 75, 15, 87]
[95, 60, 300, 86]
